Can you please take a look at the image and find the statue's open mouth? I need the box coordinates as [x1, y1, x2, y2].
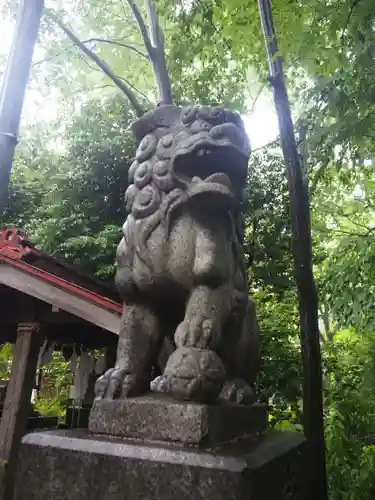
[188, 170, 232, 196]
[172, 136, 248, 194]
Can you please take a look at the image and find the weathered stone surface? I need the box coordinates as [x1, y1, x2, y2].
[13, 429, 307, 500]
[95, 104, 261, 405]
[89, 395, 267, 445]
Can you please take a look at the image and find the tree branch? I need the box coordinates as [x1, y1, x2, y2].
[334, 207, 375, 232]
[341, 0, 362, 43]
[32, 55, 58, 68]
[249, 58, 300, 115]
[81, 38, 149, 60]
[46, 10, 145, 117]
[315, 227, 374, 238]
[70, 84, 114, 95]
[117, 75, 152, 104]
[76, 52, 152, 103]
[126, 0, 153, 56]
[146, 0, 159, 48]
[249, 82, 266, 114]
[252, 136, 280, 151]
[126, 0, 172, 104]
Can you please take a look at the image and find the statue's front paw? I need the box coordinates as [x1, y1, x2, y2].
[174, 318, 220, 349]
[94, 368, 140, 401]
[218, 378, 256, 405]
[150, 375, 169, 393]
[94, 367, 125, 401]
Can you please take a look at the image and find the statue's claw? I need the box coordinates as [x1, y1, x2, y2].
[94, 367, 126, 401]
[95, 367, 150, 401]
[150, 375, 169, 393]
[218, 378, 256, 405]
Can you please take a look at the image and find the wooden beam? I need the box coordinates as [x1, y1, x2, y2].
[0, 287, 112, 327]
[42, 325, 117, 349]
[0, 264, 120, 334]
[0, 323, 42, 499]
[0, 294, 37, 325]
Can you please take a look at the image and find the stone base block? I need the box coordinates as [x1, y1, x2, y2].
[14, 429, 307, 500]
[89, 395, 267, 445]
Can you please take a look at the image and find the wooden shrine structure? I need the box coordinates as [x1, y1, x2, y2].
[0, 227, 122, 497]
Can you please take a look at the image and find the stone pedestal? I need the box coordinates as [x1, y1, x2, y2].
[14, 428, 306, 500]
[89, 395, 268, 445]
[13, 395, 307, 500]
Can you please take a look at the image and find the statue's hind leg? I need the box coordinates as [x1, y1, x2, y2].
[94, 303, 164, 401]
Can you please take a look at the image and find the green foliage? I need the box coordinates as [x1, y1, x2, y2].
[3, 0, 375, 497]
[323, 235, 375, 332]
[35, 353, 73, 418]
[246, 145, 293, 294]
[0, 126, 58, 229]
[245, 145, 302, 425]
[2, 95, 134, 279]
[167, 0, 375, 176]
[311, 163, 375, 333]
[323, 332, 375, 499]
[28, 95, 134, 279]
[255, 288, 302, 426]
[0, 344, 13, 381]
[161, 0, 248, 110]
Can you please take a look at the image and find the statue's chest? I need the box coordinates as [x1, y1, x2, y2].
[167, 216, 233, 285]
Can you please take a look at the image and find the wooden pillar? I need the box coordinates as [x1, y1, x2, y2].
[0, 323, 42, 499]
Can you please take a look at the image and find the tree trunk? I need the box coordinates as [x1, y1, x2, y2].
[0, 0, 45, 215]
[257, 1, 328, 499]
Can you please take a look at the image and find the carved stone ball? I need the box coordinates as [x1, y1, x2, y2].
[162, 347, 226, 404]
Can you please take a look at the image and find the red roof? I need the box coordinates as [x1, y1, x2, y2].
[0, 227, 122, 316]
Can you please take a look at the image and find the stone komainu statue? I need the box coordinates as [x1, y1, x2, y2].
[95, 105, 261, 405]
